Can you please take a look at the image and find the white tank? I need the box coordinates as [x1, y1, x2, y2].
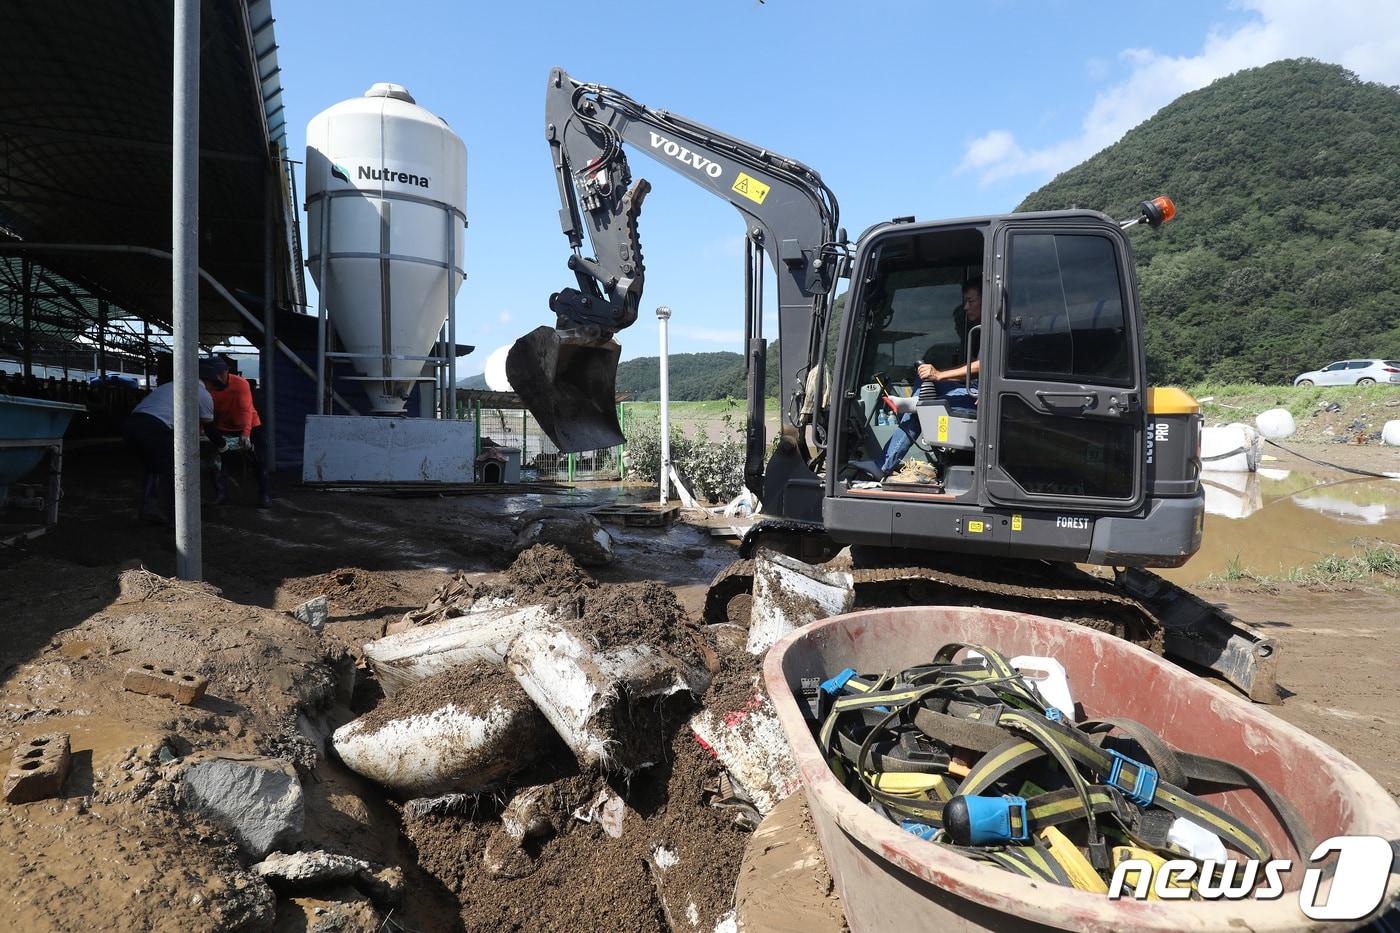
[306, 83, 467, 413]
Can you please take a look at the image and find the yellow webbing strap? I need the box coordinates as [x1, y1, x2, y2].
[1040, 826, 1109, 893]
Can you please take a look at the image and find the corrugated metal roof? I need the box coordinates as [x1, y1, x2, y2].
[0, 0, 296, 345]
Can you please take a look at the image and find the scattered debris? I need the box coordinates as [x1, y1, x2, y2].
[4, 732, 71, 803]
[691, 689, 799, 817]
[394, 569, 476, 630]
[332, 663, 554, 797]
[292, 595, 329, 632]
[122, 663, 209, 705]
[178, 753, 305, 859]
[571, 785, 627, 838]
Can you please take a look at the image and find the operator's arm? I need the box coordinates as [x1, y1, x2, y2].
[933, 359, 980, 382]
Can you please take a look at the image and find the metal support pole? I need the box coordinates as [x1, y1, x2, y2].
[172, 0, 201, 580]
[98, 299, 108, 378]
[437, 322, 448, 419]
[20, 256, 32, 379]
[143, 319, 150, 385]
[473, 399, 481, 455]
[315, 195, 330, 416]
[657, 305, 672, 504]
[446, 210, 458, 419]
[262, 166, 278, 468]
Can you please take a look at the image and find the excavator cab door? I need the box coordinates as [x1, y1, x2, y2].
[982, 220, 1146, 513]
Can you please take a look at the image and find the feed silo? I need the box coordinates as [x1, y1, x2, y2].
[305, 83, 467, 413]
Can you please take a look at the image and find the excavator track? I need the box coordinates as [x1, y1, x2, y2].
[705, 556, 1162, 651]
[704, 549, 1277, 702]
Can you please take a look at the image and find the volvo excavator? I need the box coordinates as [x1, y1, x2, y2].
[507, 68, 1278, 702]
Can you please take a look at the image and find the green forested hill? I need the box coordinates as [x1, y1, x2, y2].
[615, 351, 747, 401]
[1018, 58, 1400, 384]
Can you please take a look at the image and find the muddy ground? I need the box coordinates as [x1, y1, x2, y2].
[0, 443, 1396, 930]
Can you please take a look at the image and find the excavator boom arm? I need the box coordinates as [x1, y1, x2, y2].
[510, 67, 841, 498]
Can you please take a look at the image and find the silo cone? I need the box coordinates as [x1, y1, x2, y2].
[306, 84, 467, 413]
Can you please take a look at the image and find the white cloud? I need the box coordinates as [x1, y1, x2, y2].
[960, 0, 1400, 185]
[498, 311, 512, 324]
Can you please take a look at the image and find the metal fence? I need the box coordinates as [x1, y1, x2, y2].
[472, 404, 624, 482]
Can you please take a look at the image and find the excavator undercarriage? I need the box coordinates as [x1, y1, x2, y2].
[703, 526, 1279, 704]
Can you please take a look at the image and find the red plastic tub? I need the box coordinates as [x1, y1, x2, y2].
[763, 606, 1400, 932]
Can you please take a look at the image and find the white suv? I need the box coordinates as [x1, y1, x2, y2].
[1293, 359, 1400, 386]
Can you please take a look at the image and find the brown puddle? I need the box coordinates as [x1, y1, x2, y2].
[1160, 463, 1400, 584]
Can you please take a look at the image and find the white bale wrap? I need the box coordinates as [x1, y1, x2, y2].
[363, 606, 549, 695]
[507, 621, 709, 772]
[748, 551, 853, 655]
[1200, 423, 1261, 472]
[1255, 407, 1296, 440]
[690, 690, 799, 816]
[1384, 420, 1400, 447]
[331, 686, 549, 797]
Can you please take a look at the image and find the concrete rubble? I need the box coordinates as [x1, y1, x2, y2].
[252, 849, 404, 905]
[177, 753, 305, 859]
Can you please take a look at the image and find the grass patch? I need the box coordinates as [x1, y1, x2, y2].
[1202, 543, 1400, 590]
[1184, 381, 1399, 419]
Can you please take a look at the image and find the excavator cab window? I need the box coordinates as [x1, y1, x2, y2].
[838, 226, 985, 489]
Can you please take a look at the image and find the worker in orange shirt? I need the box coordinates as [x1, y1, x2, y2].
[198, 357, 271, 508]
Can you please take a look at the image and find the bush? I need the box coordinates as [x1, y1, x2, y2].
[623, 417, 745, 503]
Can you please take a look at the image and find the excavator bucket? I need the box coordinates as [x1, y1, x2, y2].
[506, 326, 624, 453]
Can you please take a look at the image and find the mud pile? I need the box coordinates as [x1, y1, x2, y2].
[569, 580, 708, 669]
[402, 728, 748, 933]
[346, 552, 773, 931]
[288, 566, 411, 615]
[0, 561, 461, 931]
[473, 543, 599, 607]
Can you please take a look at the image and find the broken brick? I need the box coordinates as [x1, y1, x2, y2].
[4, 732, 71, 803]
[123, 664, 208, 705]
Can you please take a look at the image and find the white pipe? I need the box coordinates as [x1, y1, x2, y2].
[657, 305, 672, 504]
[172, 0, 201, 580]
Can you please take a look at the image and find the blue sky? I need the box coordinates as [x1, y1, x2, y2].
[273, 0, 1400, 376]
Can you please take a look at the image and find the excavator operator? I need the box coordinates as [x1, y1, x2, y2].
[875, 279, 982, 478]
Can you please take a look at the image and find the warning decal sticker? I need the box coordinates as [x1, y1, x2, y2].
[731, 172, 771, 205]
